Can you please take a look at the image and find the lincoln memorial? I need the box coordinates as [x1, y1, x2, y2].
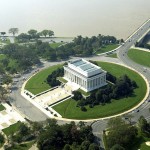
[63, 59, 107, 92]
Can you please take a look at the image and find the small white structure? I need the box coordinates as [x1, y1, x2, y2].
[64, 59, 107, 92]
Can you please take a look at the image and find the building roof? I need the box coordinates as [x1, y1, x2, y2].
[67, 59, 105, 77]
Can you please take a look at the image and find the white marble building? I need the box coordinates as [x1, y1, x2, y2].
[63, 59, 107, 92]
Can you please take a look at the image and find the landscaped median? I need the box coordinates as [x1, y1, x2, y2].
[24, 61, 148, 120]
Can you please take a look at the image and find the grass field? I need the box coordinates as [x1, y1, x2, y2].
[128, 49, 150, 67]
[2, 121, 23, 136]
[25, 64, 63, 95]
[106, 53, 117, 58]
[0, 105, 5, 111]
[53, 62, 147, 119]
[50, 42, 64, 49]
[8, 141, 35, 150]
[95, 44, 118, 54]
[57, 77, 67, 83]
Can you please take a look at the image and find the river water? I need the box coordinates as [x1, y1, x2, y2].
[0, 0, 150, 39]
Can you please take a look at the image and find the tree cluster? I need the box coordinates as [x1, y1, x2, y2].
[4, 122, 34, 149]
[76, 75, 137, 109]
[106, 117, 138, 150]
[15, 34, 119, 61]
[138, 116, 150, 137]
[47, 68, 64, 87]
[2, 43, 40, 73]
[4, 120, 99, 150]
[16, 29, 54, 43]
[71, 34, 118, 56]
[37, 119, 99, 150]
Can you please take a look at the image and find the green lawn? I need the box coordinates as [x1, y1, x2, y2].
[50, 42, 64, 49]
[95, 44, 118, 54]
[2, 121, 23, 136]
[0, 104, 5, 111]
[25, 64, 63, 95]
[128, 49, 150, 67]
[9, 141, 35, 150]
[53, 62, 147, 119]
[57, 77, 67, 83]
[106, 53, 117, 58]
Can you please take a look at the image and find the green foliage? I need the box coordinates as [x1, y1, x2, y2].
[78, 74, 137, 107]
[0, 85, 8, 102]
[37, 119, 97, 150]
[47, 67, 64, 87]
[2, 43, 40, 72]
[138, 116, 150, 136]
[72, 91, 83, 100]
[9, 28, 18, 36]
[110, 144, 125, 150]
[28, 29, 39, 39]
[88, 143, 99, 150]
[16, 33, 31, 43]
[0, 104, 5, 111]
[106, 117, 138, 149]
[0, 133, 4, 146]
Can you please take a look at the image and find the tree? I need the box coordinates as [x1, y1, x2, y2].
[107, 117, 125, 129]
[138, 116, 150, 135]
[110, 144, 125, 150]
[0, 32, 6, 36]
[72, 91, 83, 100]
[9, 28, 18, 36]
[28, 29, 38, 39]
[63, 144, 71, 150]
[88, 143, 99, 150]
[18, 123, 30, 136]
[107, 118, 138, 149]
[41, 30, 49, 37]
[16, 33, 31, 42]
[80, 140, 90, 150]
[2, 75, 12, 85]
[0, 86, 8, 102]
[0, 133, 4, 145]
[48, 30, 54, 37]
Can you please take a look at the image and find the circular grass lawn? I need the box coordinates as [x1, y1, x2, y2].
[53, 61, 147, 119]
[128, 49, 150, 67]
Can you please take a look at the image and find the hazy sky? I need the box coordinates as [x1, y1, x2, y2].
[0, 0, 150, 39]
